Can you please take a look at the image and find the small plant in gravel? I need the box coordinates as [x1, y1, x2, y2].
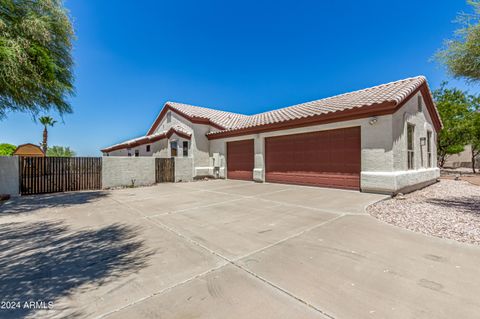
[128, 179, 136, 188]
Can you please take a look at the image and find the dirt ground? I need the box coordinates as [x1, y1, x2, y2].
[441, 168, 480, 186]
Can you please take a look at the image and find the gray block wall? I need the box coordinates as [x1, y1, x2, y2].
[174, 157, 193, 182]
[0, 156, 19, 196]
[102, 157, 156, 189]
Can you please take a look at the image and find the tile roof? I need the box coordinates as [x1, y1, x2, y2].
[103, 76, 440, 152]
[208, 76, 430, 135]
[166, 102, 248, 129]
[101, 125, 191, 152]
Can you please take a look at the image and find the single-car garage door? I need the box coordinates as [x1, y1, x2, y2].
[265, 126, 361, 190]
[227, 139, 254, 181]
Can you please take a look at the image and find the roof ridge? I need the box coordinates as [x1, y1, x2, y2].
[166, 101, 248, 117]
[252, 76, 426, 117]
[207, 75, 434, 136]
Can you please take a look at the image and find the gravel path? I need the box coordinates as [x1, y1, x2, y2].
[368, 180, 480, 245]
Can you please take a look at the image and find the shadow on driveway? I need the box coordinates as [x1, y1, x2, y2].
[0, 191, 109, 215]
[0, 220, 153, 318]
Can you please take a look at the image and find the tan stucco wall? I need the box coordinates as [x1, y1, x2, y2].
[107, 110, 211, 176]
[391, 92, 437, 171]
[444, 145, 480, 168]
[152, 111, 211, 167]
[0, 156, 20, 196]
[359, 91, 440, 194]
[102, 157, 156, 188]
[107, 138, 168, 157]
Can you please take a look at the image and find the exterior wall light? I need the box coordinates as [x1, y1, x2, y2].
[369, 117, 378, 125]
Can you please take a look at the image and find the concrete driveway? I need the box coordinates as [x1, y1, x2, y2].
[1, 180, 480, 319]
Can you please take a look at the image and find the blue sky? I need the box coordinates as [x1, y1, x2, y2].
[1, 0, 478, 156]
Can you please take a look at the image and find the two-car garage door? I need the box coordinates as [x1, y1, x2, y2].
[227, 126, 361, 190]
[265, 127, 361, 190]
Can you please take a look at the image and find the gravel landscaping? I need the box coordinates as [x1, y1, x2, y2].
[368, 180, 480, 245]
[441, 168, 480, 186]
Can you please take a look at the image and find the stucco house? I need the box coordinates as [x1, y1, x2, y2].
[101, 76, 442, 194]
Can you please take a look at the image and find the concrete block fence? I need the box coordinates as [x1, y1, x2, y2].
[0, 156, 195, 196]
[102, 157, 194, 188]
[102, 157, 156, 189]
[0, 156, 20, 197]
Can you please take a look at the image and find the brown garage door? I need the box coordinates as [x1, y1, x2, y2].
[265, 127, 361, 190]
[227, 139, 254, 181]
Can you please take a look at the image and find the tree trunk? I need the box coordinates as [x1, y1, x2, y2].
[42, 127, 48, 153]
[439, 153, 446, 168]
[473, 147, 479, 174]
[472, 153, 476, 174]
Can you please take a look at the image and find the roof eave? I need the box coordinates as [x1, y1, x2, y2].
[146, 103, 226, 136]
[101, 127, 191, 153]
[206, 82, 443, 140]
[207, 101, 397, 140]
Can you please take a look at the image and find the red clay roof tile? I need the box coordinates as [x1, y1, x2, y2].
[103, 76, 441, 151]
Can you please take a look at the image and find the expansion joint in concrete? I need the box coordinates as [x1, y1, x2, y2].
[107, 192, 342, 319]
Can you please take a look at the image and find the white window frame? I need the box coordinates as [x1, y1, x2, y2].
[427, 131, 432, 168]
[407, 123, 415, 170]
[170, 140, 178, 157]
[182, 141, 189, 157]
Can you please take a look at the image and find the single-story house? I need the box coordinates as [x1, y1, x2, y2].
[13, 143, 45, 157]
[101, 76, 442, 194]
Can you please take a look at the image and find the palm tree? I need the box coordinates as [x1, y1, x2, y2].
[39, 116, 57, 153]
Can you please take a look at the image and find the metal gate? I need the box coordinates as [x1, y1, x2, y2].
[155, 158, 175, 183]
[19, 157, 102, 195]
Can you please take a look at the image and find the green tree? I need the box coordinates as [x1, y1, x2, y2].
[0, 143, 16, 155]
[0, 0, 75, 118]
[39, 115, 56, 152]
[46, 145, 75, 157]
[433, 84, 475, 167]
[436, 1, 480, 82]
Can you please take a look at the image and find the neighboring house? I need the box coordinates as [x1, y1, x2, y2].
[102, 76, 442, 194]
[444, 144, 480, 169]
[13, 143, 45, 157]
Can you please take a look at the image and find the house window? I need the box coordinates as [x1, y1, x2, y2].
[128, 152, 132, 157]
[427, 131, 432, 168]
[135, 150, 139, 157]
[417, 95, 423, 112]
[167, 112, 171, 123]
[183, 141, 189, 157]
[407, 124, 415, 170]
[146, 145, 151, 152]
[170, 141, 177, 157]
[127, 148, 132, 157]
